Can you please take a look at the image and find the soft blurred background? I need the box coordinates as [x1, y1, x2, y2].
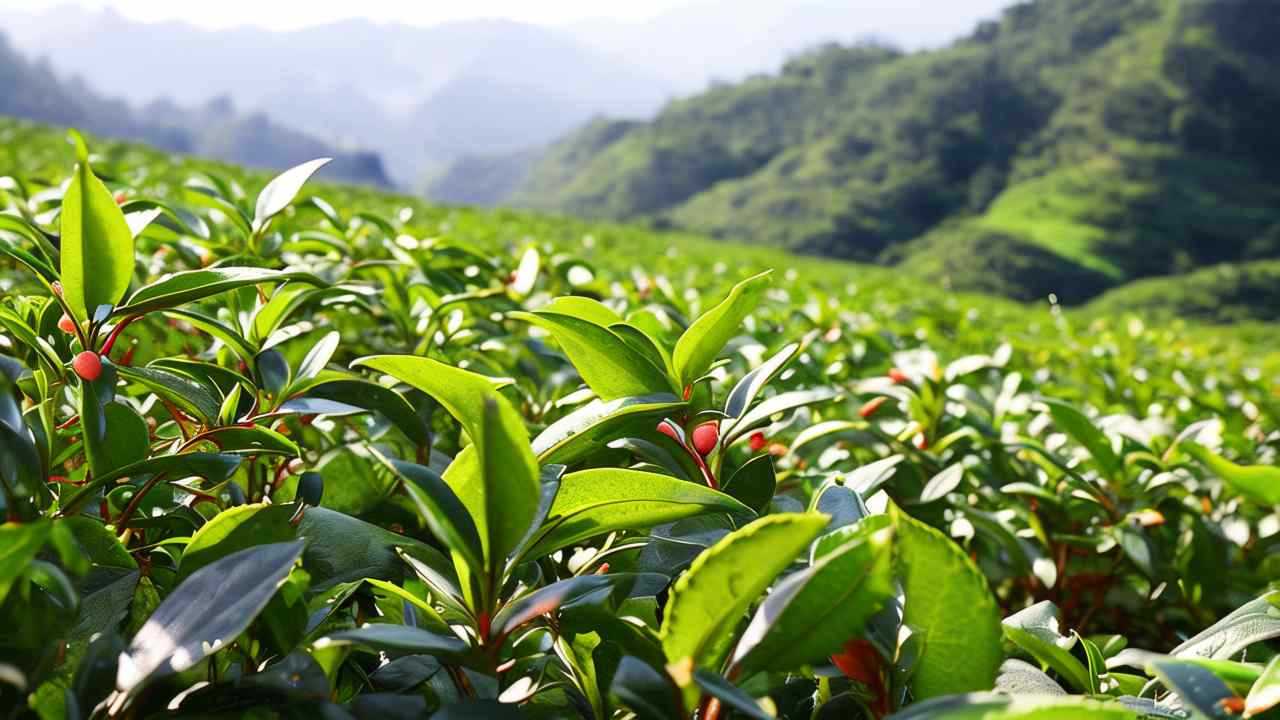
[3, 0, 1279, 314]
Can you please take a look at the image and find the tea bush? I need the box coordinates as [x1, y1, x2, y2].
[1, 123, 1279, 719]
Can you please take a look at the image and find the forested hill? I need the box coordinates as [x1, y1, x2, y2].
[0, 34, 390, 187]
[502, 0, 1280, 302]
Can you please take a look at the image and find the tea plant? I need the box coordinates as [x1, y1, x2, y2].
[1, 125, 1278, 719]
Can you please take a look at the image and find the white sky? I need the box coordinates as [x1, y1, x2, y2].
[0, 0, 694, 29]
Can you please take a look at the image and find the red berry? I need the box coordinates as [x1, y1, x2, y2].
[692, 421, 719, 456]
[114, 191, 127, 205]
[748, 431, 767, 452]
[914, 433, 929, 451]
[57, 314, 76, 335]
[888, 368, 909, 384]
[72, 351, 102, 381]
[859, 396, 889, 419]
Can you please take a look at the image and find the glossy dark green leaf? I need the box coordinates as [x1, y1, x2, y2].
[118, 268, 324, 315]
[115, 364, 223, 423]
[531, 393, 683, 465]
[318, 624, 470, 662]
[722, 455, 777, 513]
[610, 656, 686, 720]
[177, 503, 297, 580]
[115, 540, 305, 697]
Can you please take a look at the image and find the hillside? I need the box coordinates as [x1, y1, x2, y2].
[503, 0, 1280, 302]
[0, 34, 389, 186]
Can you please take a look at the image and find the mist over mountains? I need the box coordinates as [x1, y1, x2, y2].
[0, 2, 1016, 190]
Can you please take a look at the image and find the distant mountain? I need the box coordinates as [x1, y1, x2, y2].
[504, 0, 1280, 303]
[0, 33, 389, 186]
[0, 8, 674, 186]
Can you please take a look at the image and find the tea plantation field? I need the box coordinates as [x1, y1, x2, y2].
[2, 119, 1279, 719]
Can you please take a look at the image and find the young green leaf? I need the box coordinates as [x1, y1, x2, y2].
[730, 522, 894, 674]
[252, 158, 331, 233]
[531, 393, 684, 465]
[117, 268, 323, 315]
[672, 270, 771, 388]
[353, 355, 538, 590]
[891, 502, 1002, 699]
[521, 467, 752, 559]
[660, 513, 827, 674]
[511, 309, 673, 399]
[59, 134, 134, 320]
[1181, 442, 1280, 506]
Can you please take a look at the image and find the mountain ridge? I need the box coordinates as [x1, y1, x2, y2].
[499, 0, 1280, 303]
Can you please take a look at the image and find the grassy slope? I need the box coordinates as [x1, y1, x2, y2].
[505, 0, 1280, 305]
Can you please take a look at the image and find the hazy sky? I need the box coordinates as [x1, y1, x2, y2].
[0, 0, 1014, 31]
[0, 0, 693, 29]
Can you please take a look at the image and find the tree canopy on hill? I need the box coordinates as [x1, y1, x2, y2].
[506, 0, 1280, 302]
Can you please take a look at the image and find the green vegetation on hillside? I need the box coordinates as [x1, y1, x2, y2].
[505, 0, 1280, 303]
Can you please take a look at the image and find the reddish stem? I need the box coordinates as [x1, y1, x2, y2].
[100, 315, 139, 358]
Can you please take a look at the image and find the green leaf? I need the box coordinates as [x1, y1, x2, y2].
[731, 522, 894, 674]
[1042, 399, 1120, 477]
[353, 355, 538, 590]
[1173, 590, 1280, 660]
[522, 468, 752, 559]
[1182, 442, 1280, 505]
[253, 158, 331, 233]
[532, 393, 684, 465]
[1148, 660, 1237, 720]
[1002, 602, 1092, 693]
[0, 519, 51, 604]
[692, 670, 771, 719]
[610, 656, 686, 720]
[115, 364, 223, 424]
[318, 624, 471, 663]
[672, 270, 771, 388]
[297, 507, 446, 592]
[304, 379, 430, 447]
[723, 341, 800, 419]
[886, 694, 1140, 719]
[59, 139, 134, 320]
[1245, 655, 1280, 719]
[116, 540, 305, 697]
[177, 503, 297, 580]
[660, 513, 827, 673]
[511, 310, 673, 400]
[60, 452, 242, 514]
[117, 268, 324, 316]
[722, 455, 777, 513]
[918, 463, 966, 504]
[197, 425, 299, 456]
[384, 458, 483, 577]
[891, 503, 1002, 699]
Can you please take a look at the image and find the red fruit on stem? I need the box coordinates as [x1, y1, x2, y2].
[114, 191, 127, 205]
[72, 351, 102, 382]
[692, 421, 719, 456]
[748, 431, 767, 452]
[57, 314, 76, 334]
[888, 368, 909, 384]
[859, 396, 889, 419]
[914, 433, 929, 451]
